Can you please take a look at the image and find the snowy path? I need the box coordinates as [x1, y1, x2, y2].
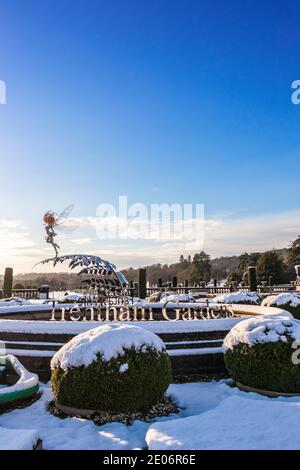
[1, 380, 300, 450]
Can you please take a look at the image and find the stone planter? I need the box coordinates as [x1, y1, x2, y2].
[237, 381, 300, 398]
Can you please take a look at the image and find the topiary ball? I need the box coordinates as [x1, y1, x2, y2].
[262, 293, 300, 320]
[223, 312, 300, 393]
[51, 324, 172, 413]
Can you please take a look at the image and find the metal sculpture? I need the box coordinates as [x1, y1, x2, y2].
[43, 211, 60, 259]
[38, 254, 129, 305]
[38, 204, 129, 305]
[43, 205, 75, 260]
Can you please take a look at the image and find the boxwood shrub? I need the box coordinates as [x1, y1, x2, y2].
[225, 340, 300, 393]
[51, 346, 172, 413]
[262, 294, 300, 320]
[278, 304, 300, 320]
[214, 291, 261, 305]
[224, 314, 300, 393]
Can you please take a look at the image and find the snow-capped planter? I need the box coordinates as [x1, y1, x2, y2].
[51, 324, 172, 414]
[214, 291, 261, 305]
[262, 293, 300, 319]
[0, 355, 39, 408]
[223, 313, 300, 395]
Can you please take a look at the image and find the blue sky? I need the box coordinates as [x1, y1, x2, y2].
[0, 0, 300, 272]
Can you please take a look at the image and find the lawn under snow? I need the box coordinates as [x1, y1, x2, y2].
[2, 380, 300, 450]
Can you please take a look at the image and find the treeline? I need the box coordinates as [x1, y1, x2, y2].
[122, 235, 300, 286]
[2, 235, 300, 289]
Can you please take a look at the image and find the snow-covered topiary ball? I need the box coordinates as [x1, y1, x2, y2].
[262, 293, 300, 319]
[51, 324, 172, 413]
[159, 293, 196, 304]
[223, 312, 300, 393]
[214, 291, 261, 305]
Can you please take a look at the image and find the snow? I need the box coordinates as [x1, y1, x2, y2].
[262, 293, 300, 308]
[0, 355, 39, 395]
[0, 384, 148, 450]
[51, 324, 165, 371]
[0, 303, 73, 316]
[146, 394, 300, 450]
[223, 312, 296, 352]
[59, 293, 88, 302]
[0, 318, 245, 335]
[119, 363, 129, 373]
[167, 347, 223, 356]
[0, 427, 39, 450]
[4, 348, 55, 357]
[159, 294, 196, 304]
[0, 297, 32, 307]
[49, 291, 87, 301]
[3, 379, 300, 449]
[0, 381, 231, 450]
[214, 291, 261, 305]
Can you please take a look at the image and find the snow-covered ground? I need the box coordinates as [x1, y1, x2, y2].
[2, 380, 300, 450]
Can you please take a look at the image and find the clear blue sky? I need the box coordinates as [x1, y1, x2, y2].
[0, 0, 300, 271]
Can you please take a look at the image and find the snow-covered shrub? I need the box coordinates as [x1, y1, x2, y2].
[262, 293, 300, 319]
[0, 297, 32, 307]
[223, 313, 300, 393]
[51, 324, 172, 413]
[147, 292, 162, 302]
[214, 291, 261, 305]
[159, 293, 196, 304]
[59, 293, 88, 303]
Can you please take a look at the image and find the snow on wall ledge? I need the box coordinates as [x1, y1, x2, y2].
[0, 305, 291, 335]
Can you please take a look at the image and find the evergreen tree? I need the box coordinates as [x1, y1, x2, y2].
[226, 271, 242, 286]
[190, 251, 212, 284]
[256, 250, 285, 284]
[238, 252, 261, 276]
[287, 235, 300, 265]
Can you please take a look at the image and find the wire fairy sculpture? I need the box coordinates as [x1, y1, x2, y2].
[38, 206, 129, 305]
[43, 205, 75, 260]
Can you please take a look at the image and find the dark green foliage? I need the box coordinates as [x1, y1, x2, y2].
[13, 283, 25, 290]
[190, 251, 212, 284]
[3, 267, 13, 298]
[51, 347, 172, 413]
[270, 302, 300, 320]
[238, 252, 261, 277]
[226, 271, 242, 286]
[256, 250, 285, 284]
[225, 340, 300, 393]
[287, 235, 300, 265]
